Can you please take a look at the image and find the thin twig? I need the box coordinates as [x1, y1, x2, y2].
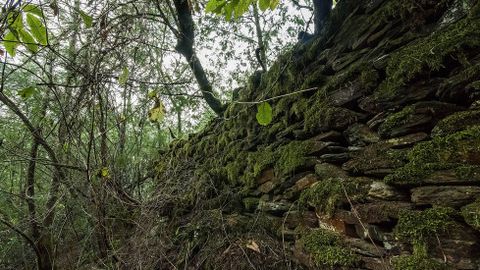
[233, 87, 318, 105]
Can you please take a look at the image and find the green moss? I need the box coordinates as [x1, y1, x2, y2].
[392, 207, 454, 269]
[303, 93, 359, 134]
[360, 68, 380, 90]
[300, 178, 344, 217]
[303, 97, 332, 133]
[242, 197, 260, 211]
[225, 161, 244, 185]
[461, 199, 480, 231]
[299, 67, 328, 90]
[377, 17, 480, 98]
[289, 98, 309, 120]
[432, 110, 480, 137]
[322, 60, 366, 93]
[392, 246, 449, 270]
[301, 229, 358, 268]
[395, 207, 454, 242]
[250, 146, 276, 178]
[275, 140, 312, 176]
[239, 140, 312, 188]
[385, 125, 480, 185]
[468, 80, 480, 90]
[470, 1, 480, 18]
[378, 106, 415, 137]
[299, 177, 367, 217]
[377, 0, 422, 21]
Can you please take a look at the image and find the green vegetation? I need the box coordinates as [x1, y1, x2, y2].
[392, 207, 454, 269]
[2, 0, 480, 269]
[377, 16, 480, 99]
[461, 199, 480, 231]
[301, 228, 358, 268]
[392, 245, 449, 270]
[395, 207, 454, 241]
[386, 126, 480, 185]
[378, 106, 415, 136]
[299, 177, 368, 217]
[432, 110, 480, 137]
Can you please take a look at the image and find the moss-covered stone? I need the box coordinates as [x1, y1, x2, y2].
[378, 101, 463, 138]
[299, 177, 368, 217]
[275, 140, 313, 176]
[343, 142, 407, 175]
[303, 96, 360, 134]
[378, 106, 416, 137]
[392, 246, 449, 270]
[395, 207, 454, 242]
[385, 125, 480, 185]
[432, 110, 480, 137]
[301, 228, 358, 268]
[377, 16, 480, 99]
[461, 199, 480, 231]
[392, 207, 454, 269]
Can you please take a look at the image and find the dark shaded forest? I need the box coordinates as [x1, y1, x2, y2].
[1, 0, 480, 269]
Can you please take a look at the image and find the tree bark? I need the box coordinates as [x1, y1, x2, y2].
[26, 139, 55, 270]
[313, 0, 333, 35]
[172, 0, 225, 115]
[253, 3, 267, 70]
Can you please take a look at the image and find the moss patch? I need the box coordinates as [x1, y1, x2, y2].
[377, 16, 480, 99]
[461, 199, 480, 231]
[303, 92, 360, 134]
[299, 177, 368, 217]
[393, 207, 454, 269]
[432, 110, 480, 137]
[242, 197, 260, 212]
[385, 125, 480, 185]
[392, 244, 449, 270]
[301, 228, 358, 268]
[275, 140, 312, 176]
[378, 106, 416, 137]
[395, 207, 454, 241]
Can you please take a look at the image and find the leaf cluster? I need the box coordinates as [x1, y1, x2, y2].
[206, 0, 280, 21]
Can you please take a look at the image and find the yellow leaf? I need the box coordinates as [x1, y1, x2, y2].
[101, 167, 109, 178]
[246, 240, 260, 253]
[148, 101, 165, 122]
[147, 90, 157, 99]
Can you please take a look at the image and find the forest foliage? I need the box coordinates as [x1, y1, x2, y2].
[0, 0, 314, 268]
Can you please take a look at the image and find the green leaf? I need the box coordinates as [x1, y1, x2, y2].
[100, 167, 109, 178]
[79, 10, 93, 28]
[205, 0, 226, 13]
[118, 67, 129, 86]
[258, 0, 270, 11]
[23, 4, 43, 17]
[256, 102, 273, 126]
[147, 90, 157, 99]
[19, 29, 38, 53]
[3, 31, 20, 57]
[224, 3, 234, 21]
[148, 102, 165, 122]
[17, 86, 37, 99]
[269, 0, 280, 10]
[8, 12, 24, 30]
[26, 14, 47, 45]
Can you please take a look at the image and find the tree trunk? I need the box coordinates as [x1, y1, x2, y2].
[26, 139, 55, 270]
[172, 0, 225, 115]
[253, 3, 267, 70]
[313, 0, 333, 35]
